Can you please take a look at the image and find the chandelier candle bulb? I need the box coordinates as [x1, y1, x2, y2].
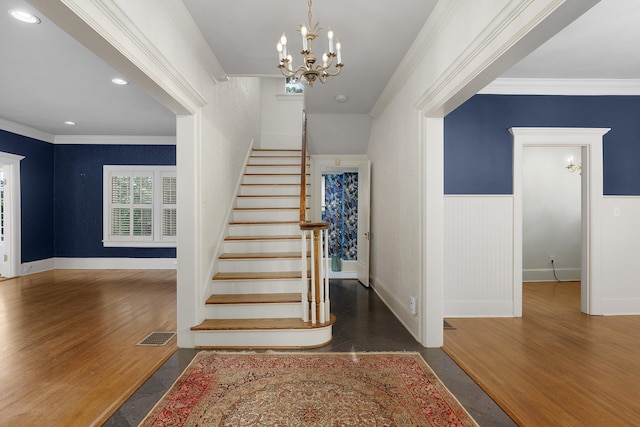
[277, 42, 283, 61]
[328, 28, 335, 53]
[301, 25, 308, 51]
[280, 33, 287, 60]
[322, 53, 328, 68]
[336, 40, 342, 64]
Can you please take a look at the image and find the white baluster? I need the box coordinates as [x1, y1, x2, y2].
[310, 230, 317, 324]
[301, 231, 309, 322]
[324, 228, 330, 322]
[318, 231, 326, 324]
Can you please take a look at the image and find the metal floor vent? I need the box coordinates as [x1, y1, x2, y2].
[137, 332, 176, 346]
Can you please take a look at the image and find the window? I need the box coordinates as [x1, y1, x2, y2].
[285, 77, 304, 94]
[103, 165, 176, 247]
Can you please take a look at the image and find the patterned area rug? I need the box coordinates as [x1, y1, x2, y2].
[140, 351, 478, 426]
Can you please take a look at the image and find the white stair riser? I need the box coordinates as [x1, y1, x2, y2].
[192, 325, 333, 348]
[243, 174, 302, 185]
[223, 239, 304, 253]
[212, 278, 304, 294]
[249, 157, 302, 165]
[228, 223, 300, 236]
[218, 258, 305, 272]
[232, 209, 299, 222]
[204, 302, 301, 319]
[245, 165, 304, 174]
[239, 185, 303, 196]
[236, 196, 306, 209]
[251, 150, 302, 157]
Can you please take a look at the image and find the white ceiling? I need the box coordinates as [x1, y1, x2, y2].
[0, 0, 638, 138]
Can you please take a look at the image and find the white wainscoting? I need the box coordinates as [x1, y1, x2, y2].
[444, 195, 514, 317]
[601, 197, 640, 315]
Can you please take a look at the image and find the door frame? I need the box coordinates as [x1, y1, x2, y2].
[0, 152, 24, 278]
[510, 127, 610, 315]
[310, 155, 370, 282]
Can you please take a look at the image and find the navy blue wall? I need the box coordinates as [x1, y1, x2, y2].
[0, 130, 54, 262]
[444, 95, 640, 195]
[54, 144, 176, 258]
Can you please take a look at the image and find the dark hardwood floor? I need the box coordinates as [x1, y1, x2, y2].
[443, 281, 640, 426]
[0, 270, 176, 427]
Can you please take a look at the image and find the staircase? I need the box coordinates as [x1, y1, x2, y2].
[191, 148, 335, 348]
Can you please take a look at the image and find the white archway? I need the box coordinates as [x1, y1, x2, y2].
[510, 127, 610, 315]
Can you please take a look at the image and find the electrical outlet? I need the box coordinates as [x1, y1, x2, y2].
[549, 255, 555, 263]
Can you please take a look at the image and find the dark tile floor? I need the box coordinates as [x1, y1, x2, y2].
[104, 280, 516, 426]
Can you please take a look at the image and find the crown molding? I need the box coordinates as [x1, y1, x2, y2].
[0, 119, 55, 143]
[54, 135, 176, 145]
[480, 78, 640, 95]
[369, 0, 458, 118]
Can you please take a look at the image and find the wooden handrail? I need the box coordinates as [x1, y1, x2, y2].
[300, 110, 308, 223]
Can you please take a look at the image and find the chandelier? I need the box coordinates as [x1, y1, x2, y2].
[276, 0, 343, 86]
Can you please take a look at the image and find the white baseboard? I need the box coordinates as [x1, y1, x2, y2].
[370, 275, 419, 340]
[523, 267, 581, 282]
[444, 300, 513, 317]
[20, 257, 177, 275]
[603, 298, 640, 315]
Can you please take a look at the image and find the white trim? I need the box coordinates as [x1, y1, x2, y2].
[480, 78, 640, 96]
[20, 257, 176, 274]
[54, 135, 176, 145]
[0, 118, 55, 143]
[510, 127, 610, 316]
[0, 152, 25, 278]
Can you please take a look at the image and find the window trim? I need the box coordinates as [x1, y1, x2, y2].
[103, 165, 176, 248]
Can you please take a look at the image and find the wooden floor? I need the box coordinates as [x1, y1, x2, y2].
[443, 281, 640, 426]
[0, 270, 177, 427]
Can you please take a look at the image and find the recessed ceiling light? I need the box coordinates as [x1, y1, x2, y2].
[335, 94, 348, 103]
[9, 9, 41, 24]
[111, 77, 129, 85]
[64, 121, 76, 126]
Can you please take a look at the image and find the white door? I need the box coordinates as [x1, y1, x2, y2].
[357, 161, 371, 286]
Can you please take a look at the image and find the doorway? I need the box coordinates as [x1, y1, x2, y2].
[311, 156, 371, 286]
[522, 146, 582, 285]
[0, 152, 24, 278]
[511, 127, 610, 316]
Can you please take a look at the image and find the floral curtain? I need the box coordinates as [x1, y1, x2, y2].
[322, 173, 358, 260]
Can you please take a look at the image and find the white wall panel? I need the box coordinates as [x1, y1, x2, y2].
[444, 196, 514, 317]
[601, 197, 640, 315]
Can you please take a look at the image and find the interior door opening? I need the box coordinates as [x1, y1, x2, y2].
[522, 146, 582, 308]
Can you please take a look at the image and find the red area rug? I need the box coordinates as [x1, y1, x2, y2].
[140, 351, 478, 426]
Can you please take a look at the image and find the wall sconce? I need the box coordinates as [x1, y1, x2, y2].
[566, 157, 582, 174]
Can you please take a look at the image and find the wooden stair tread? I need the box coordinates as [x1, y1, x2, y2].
[233, 207, 302, 211]
[220, 251, 308, 260]
[213, 271, 307, 280]
[224, 235, 300, 241]
[252, 149, 301, 152]
[206, 293, 301, 304]
[237, 195, 308, 198]
[244, 173, 309, 176]
[241, 183, 306, 186]
[192, 315, 336, 331]
[229, 222, 298, 227]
